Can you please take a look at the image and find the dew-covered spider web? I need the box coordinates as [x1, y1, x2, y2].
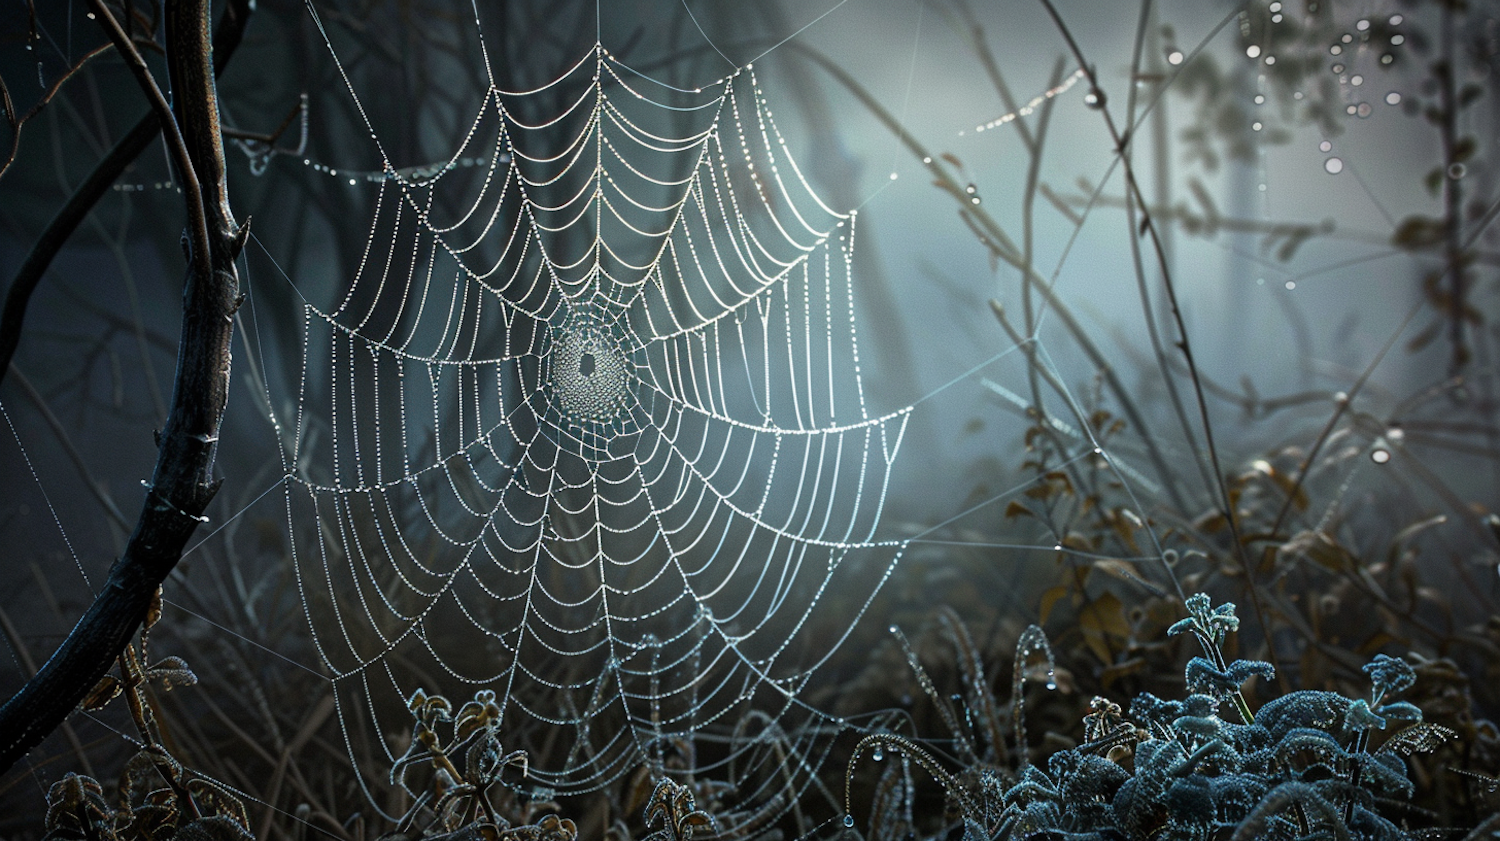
[275, 10, 914, 819]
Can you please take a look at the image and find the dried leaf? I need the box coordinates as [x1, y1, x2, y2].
[81, 674, 123, 712]
[1392, 215, 1445, 250]
[1078, 592, 1130, 665]
[1039, 585, 1072, 625]
[1005, 501, 1035, 520]
[145, 586, 163, 632]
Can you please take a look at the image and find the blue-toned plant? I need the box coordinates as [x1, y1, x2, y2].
[848, 595, 1458, 840]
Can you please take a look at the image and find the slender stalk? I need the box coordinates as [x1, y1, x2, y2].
[790, 42, 1189, 514]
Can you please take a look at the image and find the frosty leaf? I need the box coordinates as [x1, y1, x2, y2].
[1378, 723, 1457, 757]
[1374, 701, 1423, 723]
[144, 655, 198, 690]
[1344, 699, 1386, 731]
[1363, 654, 1416, 700]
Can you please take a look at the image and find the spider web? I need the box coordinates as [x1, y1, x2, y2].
[276, 14, 912, 817]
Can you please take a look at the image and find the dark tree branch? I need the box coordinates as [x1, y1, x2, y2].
[0, 0, 246, 773]
[0, 0, 251, 389]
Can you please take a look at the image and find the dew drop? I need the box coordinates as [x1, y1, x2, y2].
[1350, 74, 1363, 86]
[1045, 672, 1058, 691]
[1356, 102, 1372, 118]
[970, 196, 981, 205]
[888, 172, 898, 181]
[1390, 14, 1403, 25]
[872, 747, 884, 761]
[1167, 50, 1184, 65]
[1331, 45, 1343, 55]
[1272, 13, 1283, 23]
[965, 183, 977, 194]
[1285, 280, 1297, 290]
[1386, 91, 1401, 105]
[1356, 19, 1370, 31]
[888, 624, 899, 635]
[1319, 140, 1333, 152]
[1391, 34, 1405, 46]
[1084, 90, 1105, 109]
[1252, 121, 1264, 132]
[1370, 448, 1391, 464]
[1324, 157, 1344, 175]
[1246, 44, 1262, 59]
[1448, 163, 1467, 180]
[844, 816, 856, 828]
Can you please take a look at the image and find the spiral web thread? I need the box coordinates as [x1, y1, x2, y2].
[277, 19, 913, 820]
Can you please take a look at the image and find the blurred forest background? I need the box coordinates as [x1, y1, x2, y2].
[1, 0, 1498, 837]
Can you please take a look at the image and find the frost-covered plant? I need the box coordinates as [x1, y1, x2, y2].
[851, 595, 1458, 840]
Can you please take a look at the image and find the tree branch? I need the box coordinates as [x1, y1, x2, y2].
[0, 0, 251, 389]
[0, 0, 245, 773]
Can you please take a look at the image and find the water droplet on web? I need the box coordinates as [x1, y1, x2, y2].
[1449, 163, 1467, 180]
[1084, 90, 1105, 109]
[970, 196, 981, 205]
[1045, 671, 1057, 691]
[872, 746, 884, 761]
[844, 815, 856, 828]
[1245, 45, 1262, 59]
[965, 183, 977, 194]
[888, 624, 899, 635]
[1324, 157, 1344, 174]
[1319, 140, 1333, 152]
[1370, 448, 1391, 464]
[1391, 34, 1405, 46]
[1285, 280, 1297, 290]
[1390, 14, 1403, 25]
[1167, 50, 1184, 65]
[1350, 74, 1363, 86]
[1386, 92, 1402, 105]
[1356, 103, 1372, 118]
